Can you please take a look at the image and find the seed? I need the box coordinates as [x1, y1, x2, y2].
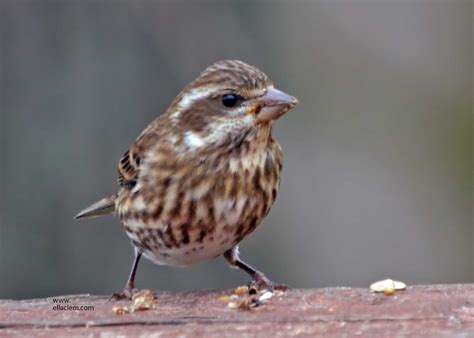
[259, 291, 273, 302]
[131, 289, 157, 312]
[217, 296, 234, 302]
[112, 306, 129, 315]
[233, 285, 249, 295]
[370, 279, 406, 294]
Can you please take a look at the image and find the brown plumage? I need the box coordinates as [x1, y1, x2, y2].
[76, 60, 298, 298]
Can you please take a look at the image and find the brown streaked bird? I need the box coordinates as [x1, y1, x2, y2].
[76, 60, 298, 298]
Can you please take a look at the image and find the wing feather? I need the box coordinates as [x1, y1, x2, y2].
[117, 125, 161, 188]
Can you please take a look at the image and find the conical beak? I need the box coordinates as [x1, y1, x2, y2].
[255, 87, 298, 123]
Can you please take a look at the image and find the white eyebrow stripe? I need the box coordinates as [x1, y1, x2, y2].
[170, 87, 213, 123]
[174, 87, 211, 114]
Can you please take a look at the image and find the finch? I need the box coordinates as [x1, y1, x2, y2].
[76, 60, 298, 298]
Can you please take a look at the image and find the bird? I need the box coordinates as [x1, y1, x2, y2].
[76, 60, 298, 299]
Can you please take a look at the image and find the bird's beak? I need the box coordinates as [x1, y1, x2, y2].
[255, 87, 298, 123]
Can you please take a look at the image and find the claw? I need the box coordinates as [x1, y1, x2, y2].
[272, 283, 290, 292]
[247, 274, 290, 295]
[110, 287, 138, 301]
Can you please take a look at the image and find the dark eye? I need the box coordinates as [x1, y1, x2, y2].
[221, 94, 238, 108]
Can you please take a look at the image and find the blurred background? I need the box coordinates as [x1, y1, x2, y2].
[1, 0, 472, 299]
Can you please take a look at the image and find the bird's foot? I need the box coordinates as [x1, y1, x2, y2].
[110, 287, 138, 301]
[247, 274, 290, 295]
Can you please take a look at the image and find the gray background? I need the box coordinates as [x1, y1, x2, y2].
[1, 0, 472, 299]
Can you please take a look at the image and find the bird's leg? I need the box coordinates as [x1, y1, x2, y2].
[111, 247, 142, 300]
[223, 246, 289, 294]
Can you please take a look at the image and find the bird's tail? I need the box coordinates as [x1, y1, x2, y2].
[75, 194, 117, 219]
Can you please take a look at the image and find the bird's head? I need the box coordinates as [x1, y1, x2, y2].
[166, 60, 298, 150]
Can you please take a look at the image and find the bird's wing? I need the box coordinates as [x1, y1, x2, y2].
[117, 146, 141, 188]
[118, 121, 161, 188]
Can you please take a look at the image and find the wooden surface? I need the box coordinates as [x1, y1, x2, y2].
[1, 285, 473, 337]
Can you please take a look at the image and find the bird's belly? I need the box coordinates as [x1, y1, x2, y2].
[144, 235, 235, 267]
[124, 220, 243, 267]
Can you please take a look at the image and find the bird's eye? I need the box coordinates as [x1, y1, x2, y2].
[221, 94, 239, 108]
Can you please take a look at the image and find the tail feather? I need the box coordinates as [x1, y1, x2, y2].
[75, 194, 116, 219]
